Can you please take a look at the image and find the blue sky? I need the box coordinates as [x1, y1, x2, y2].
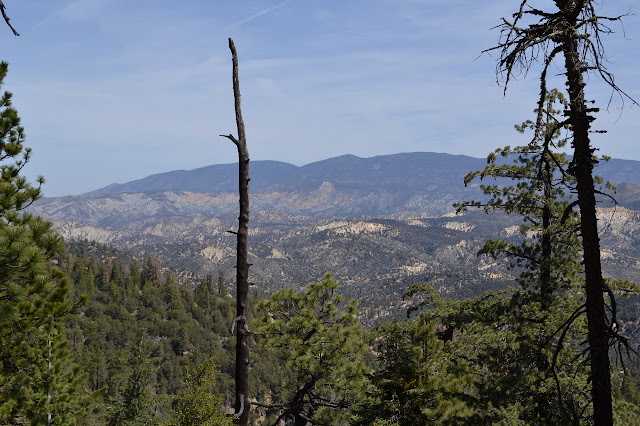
[2, 0, 639, 196]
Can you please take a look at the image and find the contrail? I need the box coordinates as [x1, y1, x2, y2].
[225, 0, 292, 30]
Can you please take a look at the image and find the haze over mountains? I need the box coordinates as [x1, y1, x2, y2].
[30, 152, 640, 320]
[81, 152, 485, 218]
[40, 152, 640, 221]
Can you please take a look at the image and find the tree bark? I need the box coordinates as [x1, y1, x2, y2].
[540, 154, 552, 303]
[561, 26, 613, 426]
[222, 37, 251, 426]
[0, 1, 19, 36]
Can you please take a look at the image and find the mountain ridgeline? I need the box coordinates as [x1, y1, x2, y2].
[88, 153, 640, 200]
[37, 152, 640, 222]
[28, 152, 640, 322]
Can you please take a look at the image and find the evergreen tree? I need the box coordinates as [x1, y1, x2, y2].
[25, 312, 87, 425]
[108, 333, 156, 426]
[386, 90, 635, 424]
[141, 255, 161, 287]
[402, 283, 591, 424]
[168, 357, 233, 426]
[195, 276, 214, 317]
[217, 270, 227, 297]
[162, 270, 185, 321]
[448, 90, 597, 423]
[485, 3, 639, 422]
[359, 92, 631, 424]
[353, 311, 477, 425]
[0, 61, 82, 424]
[253, 273, 372, 425]
[128, 261, 141, 295]
[455, 89, 585, 302]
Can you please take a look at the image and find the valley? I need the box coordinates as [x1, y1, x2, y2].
[30, 152, 640, 323]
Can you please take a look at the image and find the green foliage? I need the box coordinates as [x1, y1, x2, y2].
[217, 271, 227, 297]
[107, 332, 157, 426]
[0, 61, 84, 424]
[439, 91, 604, 422]
[358, 279, 594, 424]
[353, 316, 477, 425]
[417, 284, 591, 424]
[612, 398, 640, 425]
[253, 273, 372, 425]
[356, 90, 638, 424]
[168, 357, 234, 426]
[58, 244, 264, 424]
[455, 89, 585, 299]
[2, 56, 638, 424]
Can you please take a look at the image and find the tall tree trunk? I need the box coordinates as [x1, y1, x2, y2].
[561, 29, 613, 425]
[222, 37, 251, 426]
[540, 155, 552, 303]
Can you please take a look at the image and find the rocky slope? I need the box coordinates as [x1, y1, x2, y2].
[30, 152, 640, 321]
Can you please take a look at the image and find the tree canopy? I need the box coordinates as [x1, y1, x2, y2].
[0, 60, 81, 424]
[253, 273, 372, 425]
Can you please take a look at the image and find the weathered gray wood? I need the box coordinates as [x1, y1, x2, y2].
[221, 37, 250, 426]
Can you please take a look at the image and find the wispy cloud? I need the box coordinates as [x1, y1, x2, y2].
[224, 0, 293, 30]
[57, 0, 109, 21]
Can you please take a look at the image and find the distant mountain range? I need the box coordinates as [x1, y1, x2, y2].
[89, 153, 485, 195]
[90, 152, 640, 197]
[29, 152, 640, 321]
[83, 153, 486, 218]
[36, 152, 640, 221]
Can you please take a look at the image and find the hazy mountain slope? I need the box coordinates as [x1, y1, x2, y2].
[614, 183, 640, 211]
[38, 156, 487, 219]
[36, 153, 640, 222]
[35, 207, 640, 323]
[88, 153, 640, 196]
[29, 152, 640, 322]
[90, 160, 299, 195]
[88, 153, 487, 196]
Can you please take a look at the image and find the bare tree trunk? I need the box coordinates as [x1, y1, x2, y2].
[221, 37, 250, 426]
[486, 0, 631, 422]
[561, 30, 613, 426]
[540, 155, 552, 304]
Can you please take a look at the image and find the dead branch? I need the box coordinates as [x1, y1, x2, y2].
[0, 1, 18, 36]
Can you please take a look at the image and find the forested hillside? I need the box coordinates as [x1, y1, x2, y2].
[49, 242, 640, 425]
[23, 206, 640, 326]
[55, 242, 285, 424]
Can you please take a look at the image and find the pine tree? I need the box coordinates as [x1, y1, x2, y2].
[455, 89, 585, 303]
[253, 273, 372, 425]
[448, 90, 594, 423]
[0, 61, 82, 424]
[169, 357, 233, 426]
[361, 92, 620, 424]
[353, 311, 477, 425]
[108, 333, 155, 426]
[402, 89, 634, 423]
[485, 3, 639, 422]
[216, 270, 226, 297]
[24, 307, 87, 426]
[141, 254, 161, 287]
[162, 270, 185, 321]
